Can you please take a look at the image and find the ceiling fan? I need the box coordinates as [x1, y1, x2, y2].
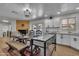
[24, 8, 32, 17]
[11, 8, 32, 18]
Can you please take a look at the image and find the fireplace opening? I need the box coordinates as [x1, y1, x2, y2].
[18, 30, 28, 35]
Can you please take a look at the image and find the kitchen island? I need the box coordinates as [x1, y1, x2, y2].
[31, 34, 56, 56]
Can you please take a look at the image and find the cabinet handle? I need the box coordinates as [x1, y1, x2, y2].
[73, 38, 77, 41]
[61, 34, 63, 39]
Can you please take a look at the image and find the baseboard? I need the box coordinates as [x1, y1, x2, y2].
[57, 43, 79, 52]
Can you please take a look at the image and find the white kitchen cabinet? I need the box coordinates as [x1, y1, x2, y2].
[71, 36, 79, 50]
[56, 34, 71, 45]
[56, 34, 62, 44]
[53, 18, 60, 27]
[61, 35, 71, 46]
[57, 34, 79, 50]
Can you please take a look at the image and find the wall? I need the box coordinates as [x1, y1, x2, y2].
[0, 23, 11, 37]
[45, 13, 79, 33]
[11, 20, 16, 32]
[53, 13, 79, 49]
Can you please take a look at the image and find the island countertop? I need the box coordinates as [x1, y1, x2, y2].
[48, 32, 79, 36]
[32, 34, 55, 41]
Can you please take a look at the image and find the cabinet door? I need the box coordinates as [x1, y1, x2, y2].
[70, 36, 76, 48]
[61, 35, 71, 46]
[75, 37, 79, 50]
[53, 18, 60, 27]
[56, 34, 62, 44]
[71, 36, 79, 50]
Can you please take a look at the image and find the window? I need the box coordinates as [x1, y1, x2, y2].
[61, 17, 76, 31]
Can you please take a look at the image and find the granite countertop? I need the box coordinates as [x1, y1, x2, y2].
[32, 34, 55, 41]
[47, 31, 79, 36]
[56, 32, 79, 36]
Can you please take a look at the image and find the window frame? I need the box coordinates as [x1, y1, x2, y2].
[61, 17, 76, 31]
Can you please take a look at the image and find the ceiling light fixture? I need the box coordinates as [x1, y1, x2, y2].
[23, 8, 31, 12]
[57, 12, 61, 14]
[76, 7, 79, 10]
[2, 20, 8, 23]
[44, 14, 48, 17]
[32, 15, 36, 19]
[24, 8, 32, 17]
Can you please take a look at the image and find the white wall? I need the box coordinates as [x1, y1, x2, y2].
[0, 19, 16, 37]
[45, 18, 60, 27]
[10, 20, 16, 32]
[53, 13, 79, 50]
[0, 23, 11, 37]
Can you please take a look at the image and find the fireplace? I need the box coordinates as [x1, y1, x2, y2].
[18, 30, 28, 35]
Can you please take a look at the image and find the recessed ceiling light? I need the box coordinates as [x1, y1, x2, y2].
[2, 20, 8, 23]
[57, 12, 61, 14]
[44, 14, 48, 17]
[76, 7, 79, 9]
[23, 8, 31, 12]
[32, 15, 36, 19]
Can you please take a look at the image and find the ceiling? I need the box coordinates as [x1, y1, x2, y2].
[0, 3, 79, 22]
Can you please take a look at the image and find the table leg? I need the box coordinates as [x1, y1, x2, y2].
[44, 42, 46, 56]
[55, 36, 56, 51]
[8, 47, 14, 52]
[31, 39, 33, 56]
[55, 42, 56, 51]
[13, 37, 14, 40]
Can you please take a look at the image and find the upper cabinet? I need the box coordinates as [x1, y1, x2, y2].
[54, 18, 60, 27]
[45, 18, 60, 33]
[45, 18, 60, 28]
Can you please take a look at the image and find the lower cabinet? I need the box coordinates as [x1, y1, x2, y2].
[57, 34, 71, 46]
[70, 36, 79, 50]
[61, 35, 71, 46]
[57, 34, 79, 50]
[56, 34, 62, 44]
